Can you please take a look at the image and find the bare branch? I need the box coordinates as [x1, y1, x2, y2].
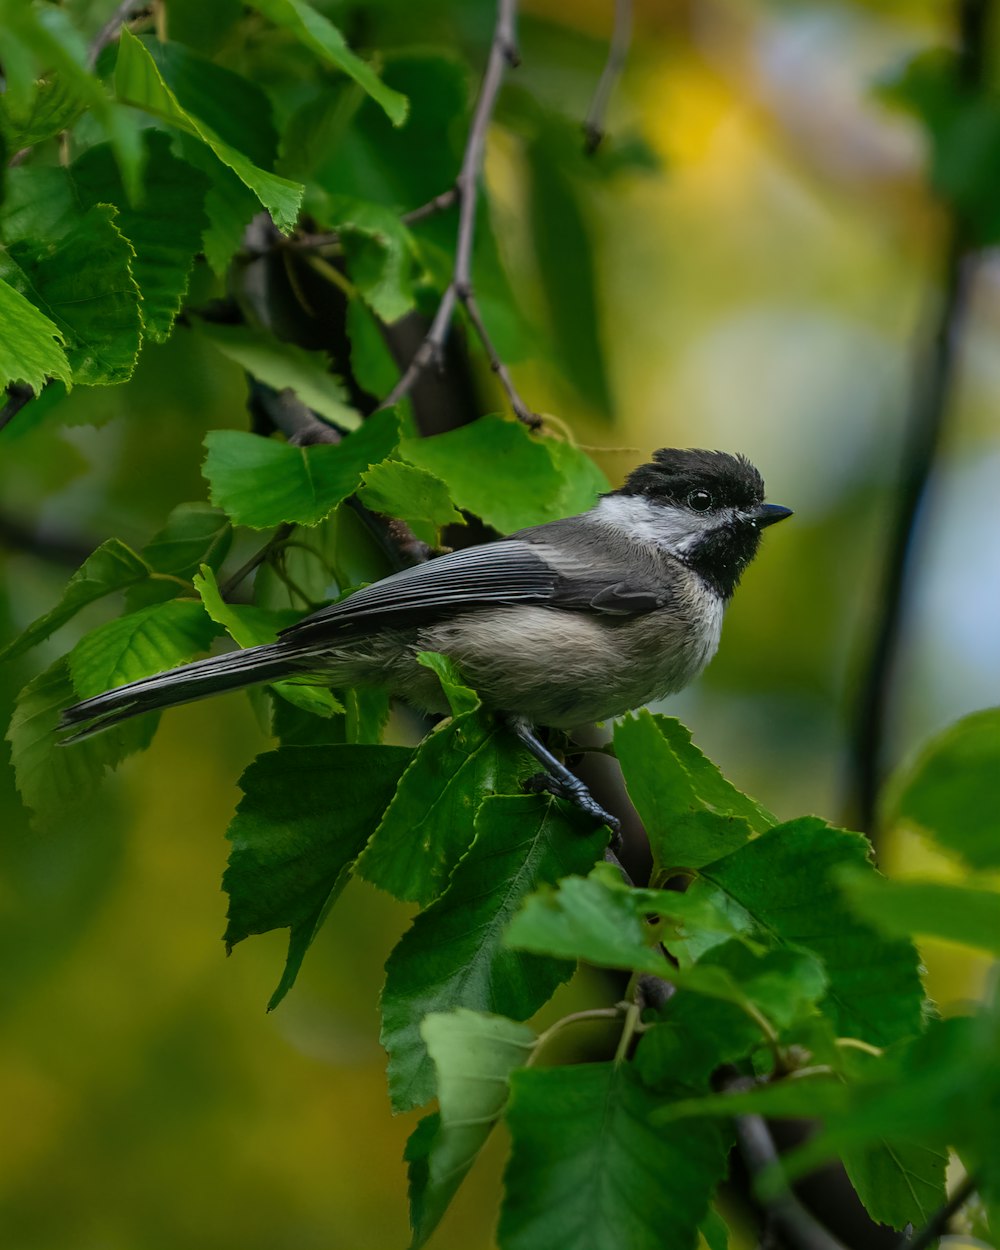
[847, 0, 992, 832]
[584, 0, 633, 154]
[87, 0, 150, 69]
[401, 187, 460, 227]
[378, 0, 540, 428]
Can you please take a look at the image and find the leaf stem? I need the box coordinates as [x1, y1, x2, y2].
[527, 1006, 624, 1066]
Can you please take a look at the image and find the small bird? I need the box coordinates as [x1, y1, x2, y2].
[60, 449, 790, 817]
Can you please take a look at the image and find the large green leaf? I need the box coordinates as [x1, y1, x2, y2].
[399, 415, 567, 533]
[7, 658, 154, 822]
[842, 1140, 948, 1231]
[615, 712, 773, 875]
[115, 29, 303, 232]
[202, 407, 399, 527]
[407, 1010, 536, 1249]
[380, 794, 607, 1112]
[356, 706, 525, 906]
[500, 1063, 731, 1250]
[0, 72, 83, 150]
[0, 539, 150, 664]
[0, 274, 71, 394]
[223, 743, 411, 1008]
[194, 320, 361, 429]
[886, 708, 1000, 870]
[66, 599, 220, 699]
[0, 204, 141, 386]
[838, 870, 1000, 956]
[73, 132, 210, 343]
[691, 818, 924, 1046]
[248, 0, 407, 126]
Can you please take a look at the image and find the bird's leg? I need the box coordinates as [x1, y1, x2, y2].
[506, 716, 621, 839]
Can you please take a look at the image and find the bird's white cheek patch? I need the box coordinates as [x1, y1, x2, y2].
[593, 494, 716, 554]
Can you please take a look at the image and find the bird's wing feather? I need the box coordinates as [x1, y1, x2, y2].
[281, 539, 666, 643]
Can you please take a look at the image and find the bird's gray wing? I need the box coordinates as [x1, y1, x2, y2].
[281, 538, 666, 644]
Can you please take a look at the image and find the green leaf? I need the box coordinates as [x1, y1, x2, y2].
[193, 564, 342, 717]
[499, 1063, 731, 1250]
[202, 408, 400, 528]
[358, 460, 464, 530]
[635, 993, 764, 1092]
[408, 1010, 536, 1248]
[66, 599, 220, 699]
[415, 652, 480, 717]
[615, 713, 773, 876]
[691, 818, 924, 1046]
[886, 708, 1000, 870]
[223, 743, 410, 1008]
[193, 320, 361, 428]
[399, 415, 566, 533]
[700, 1207, 731, 1250]
[838, 870, 1000, 956]
[380, 794, 607, 1112]
[325, 199, 418, 322]
[126, 503, 232, 609]
[0, 274, 71, 393]
[356, 707, 525, 906]
[72, 132, 210, 343]
[544, 439, 611, 515]
[0, 538, 150, 664]
[0, 203, 141, 386]
[115, 28, 303, 232]
[0, 71, 83, 151]
[7, 657, 154, 822]
[247, 0, 408, 126]
[182, 141, 261, 275]
[842, 1140, 948, 1232]
[346, 297, 399, 398]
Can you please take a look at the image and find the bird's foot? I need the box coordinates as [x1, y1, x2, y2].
[524, 770, 622, 844]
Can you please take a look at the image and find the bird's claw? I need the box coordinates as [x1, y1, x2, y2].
[524, 770, 622, 846]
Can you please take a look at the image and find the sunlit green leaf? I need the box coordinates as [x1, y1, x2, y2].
[223, 743, 410, 1008]
[358, 460, 464, 530]
[380, 794, 607, 1112]
[0, 275, 71, 394]
[202, 408, 400, 528]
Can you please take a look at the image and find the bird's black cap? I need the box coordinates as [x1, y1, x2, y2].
[616, 448, 765, 510]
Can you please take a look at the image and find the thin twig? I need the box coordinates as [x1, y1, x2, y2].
[583, 0, 633, 154]
[379, 0, 540, 428]
[900, 1173, 979, 1250]
[87, 0, 149, 69]
[847, 0, 991, 833]
[0, 384, 35, 435]
[292, 189, 460, 253]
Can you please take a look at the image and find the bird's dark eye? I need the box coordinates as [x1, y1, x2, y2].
[687, 489, 714, 512]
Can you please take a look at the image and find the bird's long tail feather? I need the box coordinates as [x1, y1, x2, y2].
[59, 643, 306, 742]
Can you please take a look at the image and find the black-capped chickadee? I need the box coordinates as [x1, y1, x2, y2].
[60, 449, 791, 757]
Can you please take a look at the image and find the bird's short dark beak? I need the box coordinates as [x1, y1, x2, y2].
[751, 503, 793, 528]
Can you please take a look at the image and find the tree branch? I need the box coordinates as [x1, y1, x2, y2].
[87, 0, 150, 69]
[583, 0, 633, 154]
[379, 0, 540, 428]
[846, 0, 991, 833]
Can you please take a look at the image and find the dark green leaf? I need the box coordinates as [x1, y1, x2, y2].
[66, 599, 220, 699]
[126, 503, 232, 609]
[7, 658, 154, 822]
[194, 320, 361, 428]
[0, 72, 84, 149]
[223, 743, 410, 1007]
[0, 539, 150, 664]
[886, 708, 1000, 870]
[399, 415, 566, 533]
[838, 870, 1000, 956]
[500, 1062, 731, 1250]
[408, 1010, 536, 1248]
[72, 132, 210, 343]
[0, 203, 141, 386]
[635, 993, 764, 1092]
[0, 275, 71, 394]
[691, 819, 924, 1046]
[202, 408, 400, 528]
[346, 297, 399, 398]
[247, 0, 408, 126]
[380, 794, 607, 1111]
[115, 29, 303, 231]
[842, 1141, 947, 1232]
[356, 707, 525, 905]
[615, 712, 772, 876]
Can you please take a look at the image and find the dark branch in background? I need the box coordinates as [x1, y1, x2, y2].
[583, 0, 633, 154]
[0, 383, 34, 435]
[900, 1173, 979, 1250]
[847, 0, 991, 834]
[87, 0, 150, 68]
[379, 0, 540, 428]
